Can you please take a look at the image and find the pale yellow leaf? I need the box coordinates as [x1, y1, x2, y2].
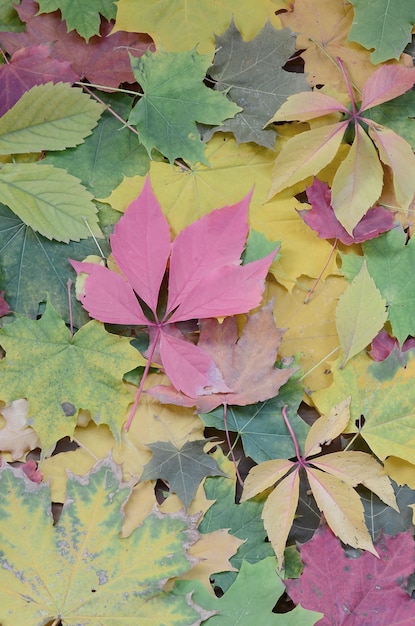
[304, 398, 351, 457]
[40, 422, 115, 502]
[241, 458, 296, 501]
[267, 122, 345, 199]
[0, 399, 40, 460]
[306, 467, 377, 555]
[168, 529, 244, 593]
[369, 124, 415, 210]
[362, 475, 399, 511]
[261, 469, 300, 568]
[311, 451, 383, 485]
[383, 456, 415, 489]
[332, 125, 384, 234]
[121, 481, 157, 537]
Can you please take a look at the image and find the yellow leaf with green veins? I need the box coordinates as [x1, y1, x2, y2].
[0, 458, 208, 625]
[0, 299, 141, 455]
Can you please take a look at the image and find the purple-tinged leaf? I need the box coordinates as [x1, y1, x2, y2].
[300, 178, 394, 244]
[361, 65, 415, 112]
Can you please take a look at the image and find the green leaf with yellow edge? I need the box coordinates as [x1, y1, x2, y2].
[173, 558, 322, 625]
[0, 458, 207, 625]
[0, 162, 102, 242]
[113, 0, 284, 53]
[101, 134, 339, 289]
[128, 48, 241, 165]
[336, 261, 387, 368]
[0, 83, 105, 155]
[313, 352, 415, 464]
[0, 299, 141, 454]
[36, 0, 116, 40]
[348, 0, 415, 63]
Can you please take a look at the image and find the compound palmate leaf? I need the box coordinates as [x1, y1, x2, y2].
[0, 162, 102, 242]
[0, 299, 141, 454]
[128, 48, 241, 164]
[0, 458, 207, 625]
[241, 399, 397, 567]
[0, 82, 105, 155]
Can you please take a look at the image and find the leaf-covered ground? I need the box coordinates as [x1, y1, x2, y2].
[0, 0, 415, 624]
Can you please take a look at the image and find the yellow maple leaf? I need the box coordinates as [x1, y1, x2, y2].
[113, 0, 284, 53]
[280, 0, 412, 94]
[102, 134, 339, 289]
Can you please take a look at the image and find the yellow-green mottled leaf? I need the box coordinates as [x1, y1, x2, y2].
[0, 83, 105, 155]
[331, 125, 384, 234]
[336, 261, 387, 368]
[0, 299, 141, 454]
[313, 352, 415, 464]
[0, 162, 102, 242]
[0, 458, 206, 625]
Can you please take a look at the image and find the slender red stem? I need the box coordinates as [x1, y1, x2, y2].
[223, 403, 244, 487]
[281, 405, 304, 465]
[125, 326, 161, 430]
[337, 57, 358, 119]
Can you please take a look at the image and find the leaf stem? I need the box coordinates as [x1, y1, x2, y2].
[300, 345, 340, 382]
[308, 38, 362, 96]
[67, 279, 73, 338]
[223, 403, 244, 486]
[336, 57, 357, 118]
[125, 326, 161, 430]
[304, 238, 338, 303]
[281, 405, 303, 464]
[75, 81, 140, 96]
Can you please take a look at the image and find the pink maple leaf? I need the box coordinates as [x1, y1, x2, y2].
[70, 177, 276, 428]
[369, 329, 415, 362]
[298, 178, 395, 245]
[286, 524, 415, 625]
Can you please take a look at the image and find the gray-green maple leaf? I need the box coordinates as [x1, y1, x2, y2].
[128, 47, 241, 164]
[0, 299, 141, 454]
[204, 21, 310, 148]
[140, 440, 226, 509]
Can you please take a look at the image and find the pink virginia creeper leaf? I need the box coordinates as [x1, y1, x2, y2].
[70, 176, 277, 427]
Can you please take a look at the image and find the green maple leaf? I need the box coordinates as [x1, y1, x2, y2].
[128, 48, 241, 164]
[200, 453, 274, 592]
[174, 558, 322, 625]
[44, 93, 150, 197]
[363, 226, 415, 345]
[0, 458, 207, 625]
[0, 204, 110, 327]
[140, 439, 226, 509]
[348, 0, 415, 63]
[0, 299, 141, 454]
[205, 21, 310, 148]
[36, 0, 116, 40]
[200, 377, 308, 463]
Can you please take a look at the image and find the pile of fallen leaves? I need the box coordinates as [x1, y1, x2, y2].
[1, 0, 415, 624]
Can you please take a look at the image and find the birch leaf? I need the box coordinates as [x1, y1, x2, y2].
[0, 82, 104, 155]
